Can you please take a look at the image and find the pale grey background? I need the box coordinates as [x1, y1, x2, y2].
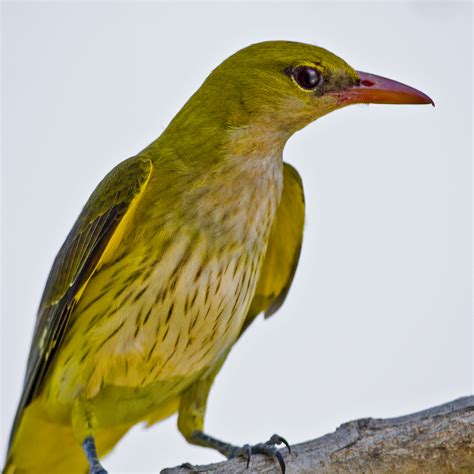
[1, 1, 472, 472]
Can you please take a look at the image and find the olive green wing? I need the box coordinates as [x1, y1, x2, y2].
[242, 162, 305, 333]
[9, 156, 152, 447]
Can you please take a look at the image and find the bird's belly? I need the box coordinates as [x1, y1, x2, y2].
[45, 234, 262, 415]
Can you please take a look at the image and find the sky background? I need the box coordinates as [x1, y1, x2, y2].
[1, 1, 472, 472]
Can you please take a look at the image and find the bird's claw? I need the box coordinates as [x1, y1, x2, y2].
[240, 444, 252, 468]
[229, 433, 290, 473]
[267, 434, 291, 454]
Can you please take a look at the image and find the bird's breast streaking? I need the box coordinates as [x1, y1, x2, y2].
[42, 150, 284, 425]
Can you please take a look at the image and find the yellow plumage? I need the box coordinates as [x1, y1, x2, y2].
[5, 40, 431, 473]
[6, 147, 304, 473]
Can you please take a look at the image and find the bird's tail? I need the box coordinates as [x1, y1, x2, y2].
[3, 401, 132, 474]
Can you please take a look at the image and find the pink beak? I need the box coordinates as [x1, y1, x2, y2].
[333, 71, 434, 106]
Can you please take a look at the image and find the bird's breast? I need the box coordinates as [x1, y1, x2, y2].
[46, 154, 284, 410]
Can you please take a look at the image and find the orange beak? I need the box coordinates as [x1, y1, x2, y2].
[333, 71, 434, 106]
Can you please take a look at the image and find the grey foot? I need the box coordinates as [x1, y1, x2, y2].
[228, 434, 291, 473]
[179, 462, 195, 470]
[191, 431, 290, 473]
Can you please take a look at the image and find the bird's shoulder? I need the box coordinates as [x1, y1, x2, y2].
[40, 155, 153, 308]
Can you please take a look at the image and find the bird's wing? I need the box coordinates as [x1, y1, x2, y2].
[241, 162, 305, 333]
[9, 155, 152, 447]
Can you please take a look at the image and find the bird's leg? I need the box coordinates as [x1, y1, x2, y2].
[178, 355, 290, 472]
[82, 436, 107, 474]
[72, 397, 108, 474]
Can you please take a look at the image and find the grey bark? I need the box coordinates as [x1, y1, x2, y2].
[162, 396, 474, 473]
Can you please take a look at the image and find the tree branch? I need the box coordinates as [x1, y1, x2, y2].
[162, 396, 474, 473]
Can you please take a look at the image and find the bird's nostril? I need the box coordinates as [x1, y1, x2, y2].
[361, 79, 375, 87]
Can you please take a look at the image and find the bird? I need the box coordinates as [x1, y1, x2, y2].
[4, 40, 433, 474]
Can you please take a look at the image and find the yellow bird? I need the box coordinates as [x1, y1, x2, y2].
[4, 41, 432, 474]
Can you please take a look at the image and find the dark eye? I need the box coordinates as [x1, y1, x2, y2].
[292, 66, 322, 90]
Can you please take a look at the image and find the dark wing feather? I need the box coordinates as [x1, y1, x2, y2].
[241, 162, 305, 334]
[9, 156, 152, 448]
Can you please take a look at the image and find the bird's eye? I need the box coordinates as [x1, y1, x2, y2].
[292, 66, 322, 90]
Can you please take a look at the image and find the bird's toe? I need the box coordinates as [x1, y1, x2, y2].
[231, 434, 290, 473]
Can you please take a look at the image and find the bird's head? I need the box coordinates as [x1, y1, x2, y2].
[160, 41, 433, 155]
[212, 41, 433, 134]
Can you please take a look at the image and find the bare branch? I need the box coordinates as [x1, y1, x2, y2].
[162, 396, 474, 473]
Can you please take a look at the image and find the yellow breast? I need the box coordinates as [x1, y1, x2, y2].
[43, 151, 283, 426]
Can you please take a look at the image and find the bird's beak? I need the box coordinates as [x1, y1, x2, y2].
[333, 71, 434, 106]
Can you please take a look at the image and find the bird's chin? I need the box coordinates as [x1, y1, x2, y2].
[330, 71, 434, 107]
